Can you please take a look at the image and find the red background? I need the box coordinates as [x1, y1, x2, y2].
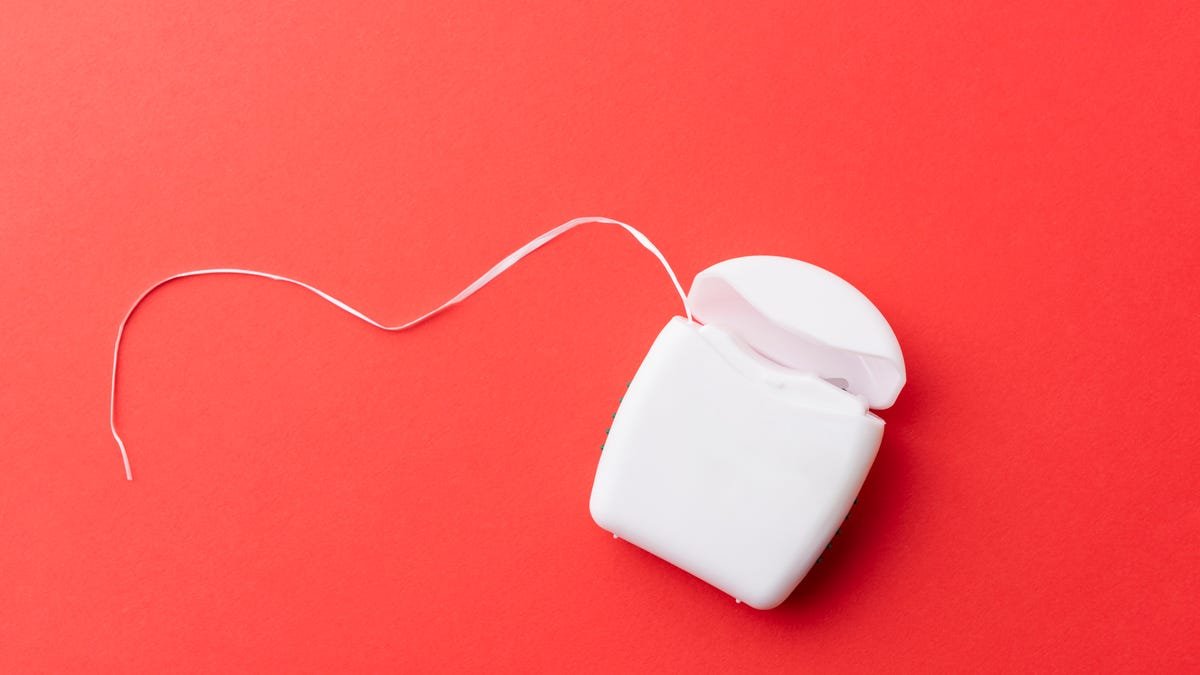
[2, 1, 1197, 672]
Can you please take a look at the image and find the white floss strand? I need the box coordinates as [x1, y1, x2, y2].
[110, 216, 691, 480]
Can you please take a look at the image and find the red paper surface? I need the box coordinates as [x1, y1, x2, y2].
[2, 1, 1197, 671]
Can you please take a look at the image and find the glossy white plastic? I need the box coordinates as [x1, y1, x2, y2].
[590, 256, 905, 609]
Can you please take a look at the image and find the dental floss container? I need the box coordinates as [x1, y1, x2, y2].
[589, 255, 906, 609]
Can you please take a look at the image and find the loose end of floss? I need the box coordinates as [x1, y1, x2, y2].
[108, 217, 690, 480]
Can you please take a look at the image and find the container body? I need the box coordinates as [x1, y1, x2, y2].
[590, 317, 884, 609]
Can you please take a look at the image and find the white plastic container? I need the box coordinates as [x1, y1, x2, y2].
[589, 256, 906, 609]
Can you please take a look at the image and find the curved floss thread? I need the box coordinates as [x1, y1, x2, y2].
[110, 216, 692, 481]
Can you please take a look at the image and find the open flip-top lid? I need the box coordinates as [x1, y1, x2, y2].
[687, 256, 906, 409]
